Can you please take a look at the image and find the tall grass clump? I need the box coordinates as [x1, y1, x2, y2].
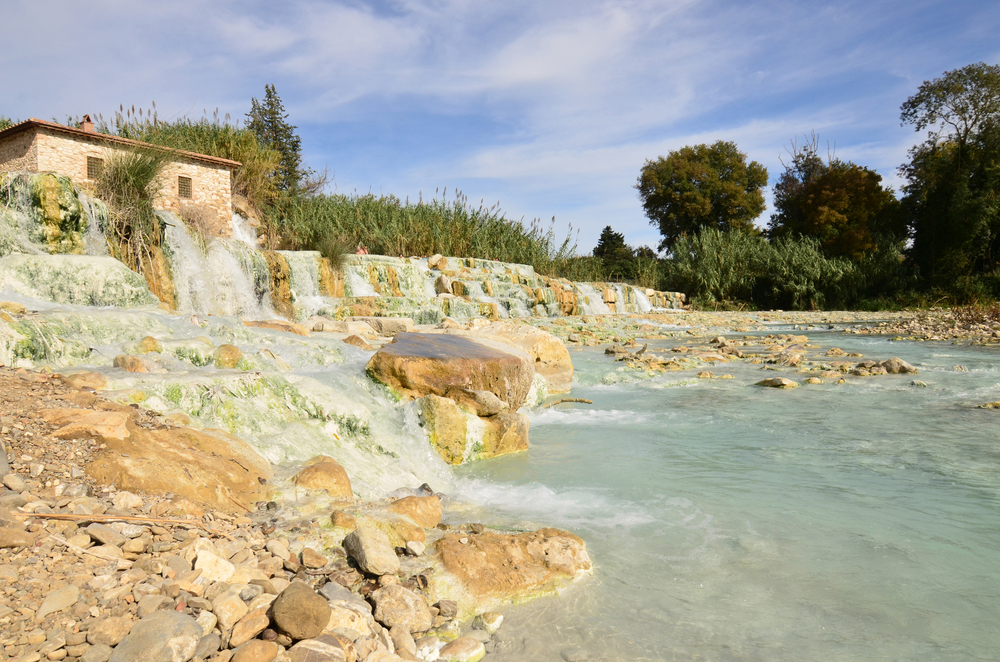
[275, 189, 584, 277]
[95, 147, 169, 271]
[94, 106, 281, 216]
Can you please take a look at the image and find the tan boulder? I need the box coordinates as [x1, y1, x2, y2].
[343, 335, 375, 351]
[292, 456, 353, 502]
[83, 414, 272, 515]
[386, 495, 442, 529]
[244, 319, 311, 336]
[356, 513, 426, 546]
[757, 377, 799, 388]
[367, 333, 534, 409]
[430, 528, 592, 618]
[438, 322, 574, 394]
[58, 371, 108, 391]
[40, 408, 131, 442]
[350, 317, 415, 337]
[214, 344, 243, 368]
[0, 301, 27, 315]
[135, 336, 163, 354]
[308, 318, 376, 337]
[113, 355, 155, 373]
[417, 395, 528, 465]
[331, 511, 357, 529]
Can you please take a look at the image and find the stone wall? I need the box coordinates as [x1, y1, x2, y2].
[0, 130, 38, 173]
[1, 127, 234, 237]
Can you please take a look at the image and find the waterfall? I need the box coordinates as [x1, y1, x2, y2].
[78, 191, 109, 257]
[231, 212, 258, 246]
[633, 287, 654, 312]
[279, 250, 330, 321]
[575, 284, 612, 315]
[160, 212, 274, 319]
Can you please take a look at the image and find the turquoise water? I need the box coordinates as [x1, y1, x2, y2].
[455, 330, 1000, 661]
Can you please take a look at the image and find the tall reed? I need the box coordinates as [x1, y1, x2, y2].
[94, 147, 169, 271]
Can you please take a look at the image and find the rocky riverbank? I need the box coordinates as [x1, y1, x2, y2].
[0, 367, 591, 662]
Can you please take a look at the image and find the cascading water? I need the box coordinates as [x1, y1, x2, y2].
[633, 288, 653, 312]
[279, 250, 329, 321]
[78, 191, 109, 257]
[231, 212, 258, 246]
[575, 283, 613, 315]
[160, 212, 273, 319]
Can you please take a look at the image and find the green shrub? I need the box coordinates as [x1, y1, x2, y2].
[95, 147, 169, 271]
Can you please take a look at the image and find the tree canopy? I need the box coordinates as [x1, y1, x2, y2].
[246, 85, 309, 194]
[900, 63, 1000, 290]
[592, 225, 636, 280]
[636, 141, 767, 251]
[768, 136, 902, 261]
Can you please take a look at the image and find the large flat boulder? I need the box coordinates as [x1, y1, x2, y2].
[41, 406, 272, 514]
[366, 333, 534, 409]
[463, 322, 573, 393]
[429, 528, 592, 618]
[0, 254, 159, 308]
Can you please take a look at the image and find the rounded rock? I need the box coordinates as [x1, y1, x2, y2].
[270, 581, 332, 640]
[107, 611, 202, 662]
[439, 636, 486, 662]
[232, 639, 279, 662]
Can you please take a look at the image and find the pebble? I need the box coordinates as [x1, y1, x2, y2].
[231, 639, 278, 662]
[473, 611, 503, 635]
[34, 584, 79, 621]
[194, 632, 222, 659]
[85, 523, 127, 546]
[0, 526, 35, 548]
[87, 617, 133, 647]
[80, 645, 113, 662]
[3, 472, 26, 491]
[371, 584, 433, 633]
[213, 592, 249, 632]
[230, 607, 271, 648]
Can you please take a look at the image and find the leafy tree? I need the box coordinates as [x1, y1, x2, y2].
[900, 62, 1000, 168]
[636, 140, 768, 251]
[768, 135, 902, 260]
[0, 116, 15, 131]
[246, 85, 309, 194]
[592, 225, 636, 280]
[900, 63, 1000, 290]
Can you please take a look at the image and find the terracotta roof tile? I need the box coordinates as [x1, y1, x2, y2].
[0, 118, 241, 169]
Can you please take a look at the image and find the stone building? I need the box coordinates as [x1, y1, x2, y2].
[0, 116, 240, 237]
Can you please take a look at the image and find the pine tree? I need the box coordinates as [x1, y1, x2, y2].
[246, 85, 306, 193]
[593, 225, 636, 280]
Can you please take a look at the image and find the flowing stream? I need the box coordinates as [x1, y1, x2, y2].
[450, 328, 1000, 661]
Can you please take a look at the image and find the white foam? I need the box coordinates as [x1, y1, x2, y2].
[527, 407, 654, 426]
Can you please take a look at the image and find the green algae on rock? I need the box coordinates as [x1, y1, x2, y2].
[0, 254, 159, 308]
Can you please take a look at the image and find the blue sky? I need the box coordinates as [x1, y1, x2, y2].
[3, 0, 999, 253]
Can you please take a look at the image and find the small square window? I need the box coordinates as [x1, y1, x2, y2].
[178, 176, 193, 199]
[86, 157, 103, 179]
